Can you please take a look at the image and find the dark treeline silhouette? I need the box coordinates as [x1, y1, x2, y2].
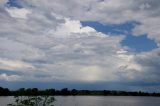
[0, 87, 10, 96]
[0, 87, 160, 96]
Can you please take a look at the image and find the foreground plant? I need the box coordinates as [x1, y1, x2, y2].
[7, 96, 55, 106]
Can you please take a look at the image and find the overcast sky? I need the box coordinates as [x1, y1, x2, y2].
[0, 0, 160, 91]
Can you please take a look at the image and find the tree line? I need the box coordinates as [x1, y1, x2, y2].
[0, 87, 160, 96]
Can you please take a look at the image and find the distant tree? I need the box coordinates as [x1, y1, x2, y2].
[45, 89, 55, 95]
[55, 90, 60, 95]
[32, 88, 39, 95]
[17, 88, 25, 96]
[61, 88, 70, 95]
[71, 89, 78, 95]
[0, 87, 3, 96]
[26, 88, 32, 95]
[0, 87, 10, 96]
[85, 90, 91, 95]
[103, 90, 111, 95]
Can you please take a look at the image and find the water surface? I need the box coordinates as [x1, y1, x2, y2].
[0, 96, 160, 106]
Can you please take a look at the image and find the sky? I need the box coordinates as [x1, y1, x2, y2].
[0, 0, 160, 92]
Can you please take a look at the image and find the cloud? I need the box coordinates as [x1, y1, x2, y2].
[0, 73, 22, 81]
[134, 48, 160, 82]
[6, 7, 31, 19]
[0, 0, 160, 91]
[0, 58, 34, 71]
[47, 18, 96, 38]
[0, 3, 130, 82]
[18, 0, 160, 44]
[0, 37, 44, 60]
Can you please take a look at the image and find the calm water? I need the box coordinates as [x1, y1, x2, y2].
[0, 96, 160, 106]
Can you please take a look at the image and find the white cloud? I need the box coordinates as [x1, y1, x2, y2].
[0, 0, 159, 90]
[6, 7, 31, 19]
[47, 18, 96, 38]
[0, 58, 35, 70]
[0, 37, 44, 60]
[19, 0, 160, 45]
[0, 73, 22, 82]
[0, 3, 129, 82]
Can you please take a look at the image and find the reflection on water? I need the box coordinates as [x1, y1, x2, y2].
[1, 96, 160, 106]
[0, 96, 14, 106]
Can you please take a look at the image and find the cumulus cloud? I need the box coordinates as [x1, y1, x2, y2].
[6, 7, 31, 19]
[50, 18, 96, 38]
[18, 0, 160, 44]
[0, 0, 160, 92]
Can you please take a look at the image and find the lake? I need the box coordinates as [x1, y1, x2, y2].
[0, 96, 160, 106]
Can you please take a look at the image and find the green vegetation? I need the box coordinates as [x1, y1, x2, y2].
[7, 96, 55, 106]
[0, 87, 160, 96]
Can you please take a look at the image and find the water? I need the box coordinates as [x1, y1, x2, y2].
[0, 96, 160, 106]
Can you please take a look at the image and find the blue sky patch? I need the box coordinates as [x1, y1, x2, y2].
[6, 0, 22, 8]
[82, 21, 158, 52]
[122, 35, 158, 52]
[81, 21, 136, 35]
